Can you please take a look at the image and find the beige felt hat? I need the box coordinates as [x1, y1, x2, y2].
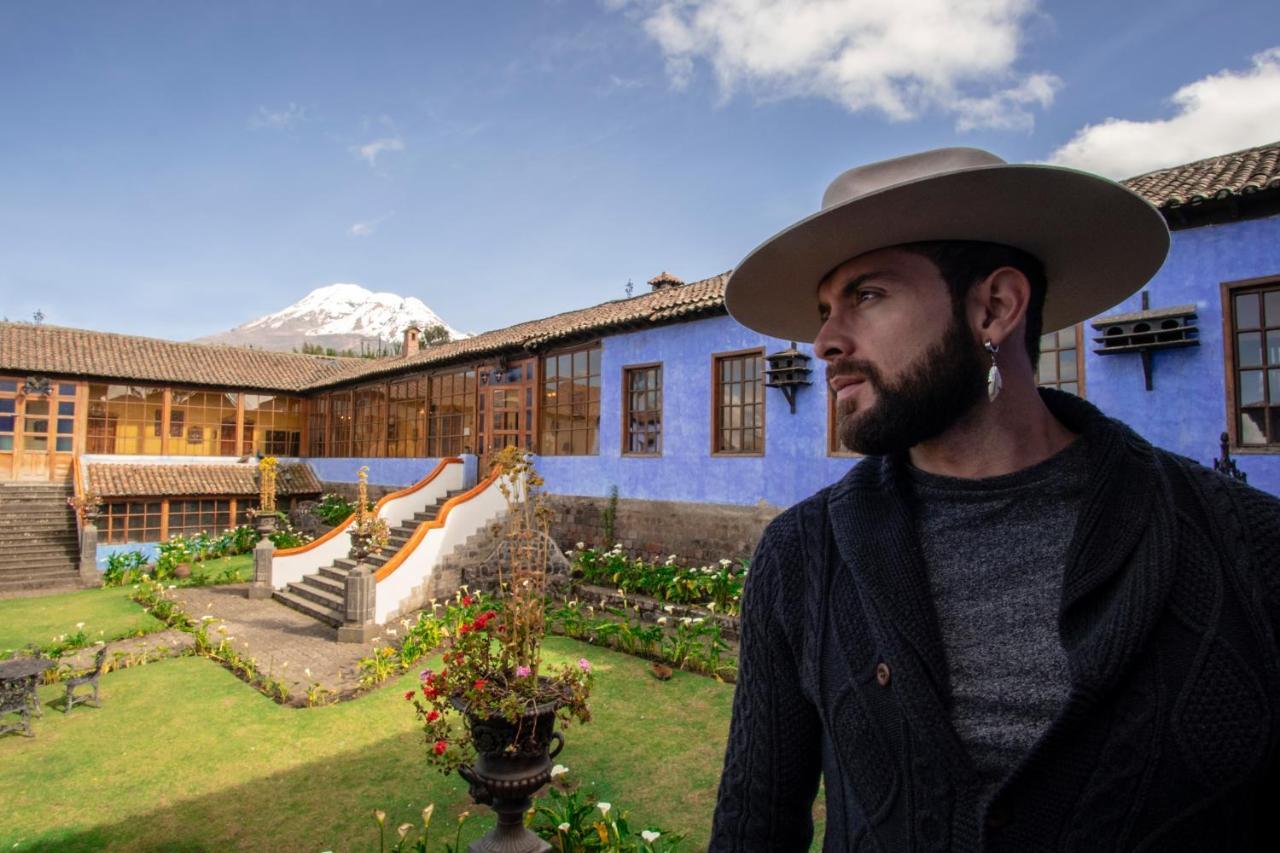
[724, 147, 1170, 342]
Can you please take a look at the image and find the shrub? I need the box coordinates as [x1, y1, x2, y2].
[103, 550, 150, 587]
[312, 492, 359, 527]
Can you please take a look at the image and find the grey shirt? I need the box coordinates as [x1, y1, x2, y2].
[908, 437, 1090, 799]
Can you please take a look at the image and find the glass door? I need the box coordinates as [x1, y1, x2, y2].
[476, 358, 536, 473]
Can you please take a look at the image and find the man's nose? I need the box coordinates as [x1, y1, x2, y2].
[813, 315, 852, 362]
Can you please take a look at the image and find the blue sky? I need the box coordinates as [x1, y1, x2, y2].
[2, 0, 1278, 340]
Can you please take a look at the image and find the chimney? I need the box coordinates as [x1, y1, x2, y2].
[403, 324, 422, 357]
[648, 271, 684, 292]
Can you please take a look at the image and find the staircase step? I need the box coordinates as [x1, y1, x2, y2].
[332, 558, 357, 571]
[412, 511, 440, 522]
[272, 590, 343, 629]
[285, 581, 345, 610]
[306, 574, 345, 596]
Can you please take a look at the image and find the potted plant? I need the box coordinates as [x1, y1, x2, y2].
[254, 456, 279, 536]
[409, 446, 592, 853]
[67, 487, 102, 526]
[349, 466, 389, 561]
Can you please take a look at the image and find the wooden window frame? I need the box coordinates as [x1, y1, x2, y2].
[826, 387, 861, 458]
[1222, 274, 1280, 452]
[1035, 324, 1087, 397]
[540, 342, 602, 457]
[427, 368, 478, 457]
[711, 347, 766, 457]
[621, 362, 663, 457]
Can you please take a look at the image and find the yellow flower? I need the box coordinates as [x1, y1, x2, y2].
[373, 809, 386, 825]
[422, 803, 435, 828]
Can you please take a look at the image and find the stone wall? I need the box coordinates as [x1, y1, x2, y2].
[546, 495, 781, 564]
[319, 481, 402, 504]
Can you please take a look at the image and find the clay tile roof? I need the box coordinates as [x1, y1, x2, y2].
[314, 272, 731, 388]
[648, 271, 684, 286]
[1122, 140, 1280, 209]
[0, 322, 360, 392]
[87, 461, 321, 498]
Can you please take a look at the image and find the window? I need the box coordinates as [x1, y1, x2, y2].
[427, 369, 476, 456]
[352, 385, 388, 456]
[167, 498, 233, 538]
[623, 364, 662, 455]
[170, 389, 239, 456]
[329, 392, 352, 456]
[1227, 280, 1280, 447]
[1036, 326, 1084, 396]
[244, 394, 303, 456]
[541, 345, 601, 456]
[87, 384, 165, 454]
[0, 381, 14, 453]
[713, 350, 765, 454]
[99, 500, 162, 544]
[307, 397, 327, 457]
[388, 377, 427, 457]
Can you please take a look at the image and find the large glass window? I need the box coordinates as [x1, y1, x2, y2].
[0, 379, 15, 453]
[713, 350, 765, 454]
[244, 393, 303, 456]
[541, 346, 601, 456]
[329, 392, 352, 456]
[87, 384, 165, 455]
[99, 500, 162, 544]
[1230, 283, 1280, 447]
[1036, 326, 1084, 396]
[427, 369, 477, 456]
[306, 396, 327, 457]
[170, 389, 239, 456]
[388, 377, 427, 457]
[352, 385, 387, 457]
[167, 498, 233, 537]
[623, 364, 662, 455]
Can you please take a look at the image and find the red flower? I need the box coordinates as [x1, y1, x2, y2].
[423, 686, 439, 699]
[458, 624, 470, 635]
[434, 739, 447, 756]
[473, 679, 486, 691]
[404, 691, 415, 701]
[427, 710, 440, 722]
[462, 595, 474, 606]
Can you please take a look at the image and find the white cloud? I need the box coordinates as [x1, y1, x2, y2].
[607, 0, 1059, 131]
[347, 213, 393, 237]
[1049, 47, 1280, 178]
[251, 103, 306, 130]
[353, 136, 405, 166]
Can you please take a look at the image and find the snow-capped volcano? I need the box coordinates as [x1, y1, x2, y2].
[195, 284, 466, 353]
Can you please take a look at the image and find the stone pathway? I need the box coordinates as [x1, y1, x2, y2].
[169, 583, 402, 703]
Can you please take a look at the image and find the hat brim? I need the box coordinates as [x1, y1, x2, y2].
[725, 163, 1170, 342]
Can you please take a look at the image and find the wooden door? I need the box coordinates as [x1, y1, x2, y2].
[476, 358, 537, 473]
[16, 396, 52, 480]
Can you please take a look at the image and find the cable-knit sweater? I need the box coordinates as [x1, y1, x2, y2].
[710, 390, 1280, 852]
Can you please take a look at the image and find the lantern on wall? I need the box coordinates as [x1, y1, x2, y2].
[764, 343, 813, 414]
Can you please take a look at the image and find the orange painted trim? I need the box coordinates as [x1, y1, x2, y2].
[273, 457, 463, 557]
[374, 466, 502, 583]
[71, 454, 84, 536]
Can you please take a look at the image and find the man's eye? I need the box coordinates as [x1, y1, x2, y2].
[855, 290, 878, 304]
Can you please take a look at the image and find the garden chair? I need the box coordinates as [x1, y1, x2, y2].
[0, 674, 36, 737]
[63, 647, 108, 714]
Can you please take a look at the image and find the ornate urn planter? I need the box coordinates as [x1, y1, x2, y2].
[455, 694, 565, 853]
[255, 513, 278, 538]
[349, 531, 374, 562]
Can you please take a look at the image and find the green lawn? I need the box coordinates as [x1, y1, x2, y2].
[0, 637, 740, 851]
[0, 554, 253, 657]
[0, 586, 164, 656]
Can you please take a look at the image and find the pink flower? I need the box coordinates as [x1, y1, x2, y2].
[578, 658, 591, 673]
[419, 669, 434, 682]
[516, 665, 531, 678]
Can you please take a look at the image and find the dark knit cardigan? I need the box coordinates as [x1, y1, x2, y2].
[710, 390, 1280, 852]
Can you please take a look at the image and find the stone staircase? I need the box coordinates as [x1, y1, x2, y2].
[273, 489, 468, 627]
[0, 481, 82, 596]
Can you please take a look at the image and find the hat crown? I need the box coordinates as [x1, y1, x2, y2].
[821, 147, 1007, 210]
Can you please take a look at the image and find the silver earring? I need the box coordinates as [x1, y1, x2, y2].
[985, 340, 1002, 402]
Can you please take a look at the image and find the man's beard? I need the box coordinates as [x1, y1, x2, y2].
[832, 311, 989, 456]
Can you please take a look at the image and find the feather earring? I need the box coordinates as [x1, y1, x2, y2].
[985, 340, 1002, 402]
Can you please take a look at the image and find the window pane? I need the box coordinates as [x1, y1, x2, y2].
[1240, 370, 1265, 406]
[0, 380, 15, 393]
[58, 401, 75, 416]
[1038, 352, 1058, 382]
[1270, 369, 1280, 404]
[1267, 331, 1280, 365]
[0, 416, 12, 432]
[1058, 349, 1078, 382]
[58, 383, 76, 396]
[55, 437, 73, 452]
[1039, 332, 1056, 351]
[1239, 332, 1263, 368]
[1061, 382, 1079, 396]
[57, 419, 73, 434]
[1237, 292, 1261, 329]
[23, 436, 48, 451]
[0, 399, 13, 413]
[25, 401, 49, 417]
[1266, 291, 1280, 327]
[0, 436, 11, 451]
[1241, 410, 1266, 444]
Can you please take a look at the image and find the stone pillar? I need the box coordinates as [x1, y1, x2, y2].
[78, 523, 101, 588]
[337, 564, 378, 643]
[247, 516, 276, 599]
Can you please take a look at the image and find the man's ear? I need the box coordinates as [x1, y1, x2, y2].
[968, 266, 1031, 353]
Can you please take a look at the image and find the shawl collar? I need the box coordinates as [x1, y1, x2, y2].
[825, 390, 1178, 740]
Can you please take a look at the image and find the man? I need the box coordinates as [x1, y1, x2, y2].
[710, 148, 1280, 851]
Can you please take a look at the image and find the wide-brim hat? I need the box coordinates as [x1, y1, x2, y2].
[725, 147, 1170, 342]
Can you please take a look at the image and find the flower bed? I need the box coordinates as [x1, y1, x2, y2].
[569, 544, 747, 615]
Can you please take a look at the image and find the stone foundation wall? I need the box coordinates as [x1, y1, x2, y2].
[546, 495, 781, 564]
[319, 481, 402, 504]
